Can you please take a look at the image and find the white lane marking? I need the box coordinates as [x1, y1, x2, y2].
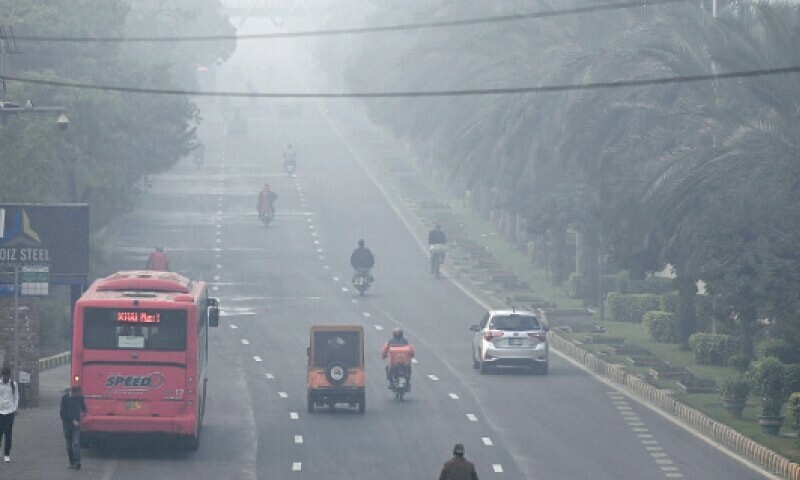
[374, 325, 383, 331]
[294, 435, 303, 444]
[650, 452, 668, 458]
[323, 265, 330, 270]
[492, 464, 503, 473]
[292, 462, 302, 472]
[466, 414, 478, 422]
[290, 412, 299, 420]
[253, 356, 262, 362]
[637, 434, 654, 439]
[265, 373, 274, 379]
[216, 238, 222, 243]
[341, 287, 349, 292]
[428, 374, 439, 381]
[306, 218, 312, 222]
[362, 312, 371, 317]
[646, 446, 663, 451]
[214, 247, 221, 252]
[482, 437, 493, 446]
[241, 339, 250, 345]
[627, 422, 645, 426]
[632, 428, 649, 432]
[332, 276, 340, 282]
[214, 275, 221, 281]
[216, 264, 222, 269]
[317, 248, 323, 253]
[311, 232, 318, 237]
[641, 440, 659, 445]
[661, 467, 679, 471]
[655, 459, 674, 465]
[314, 240, 320, 245]
[665, 474, 684, 479]
[229, 324, 238, 329]
[616, 405, 632, 410]
[449, 393, 460, 400]
[620, 411, 637, 416]
[351, 299, 358, 304]
[319, 256, 325, 260]
[309, 225, 314, 230]
[215, 253, 221, 259]
[212, 286, 219, 291]
[217, 210, 222, 215]
[279, 392, 288, 398]
[411, 358, 418, 364]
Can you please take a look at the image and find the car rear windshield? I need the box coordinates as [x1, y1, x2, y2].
[312, 331, 361, 368]
[490, 314, 540, 331]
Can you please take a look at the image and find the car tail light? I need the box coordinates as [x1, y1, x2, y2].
[528, 332, 546, 343]
[484, 330, 504, 341]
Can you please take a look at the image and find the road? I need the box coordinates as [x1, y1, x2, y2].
[7, 19, 771, 480]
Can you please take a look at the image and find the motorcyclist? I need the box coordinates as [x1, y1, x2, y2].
[381, 327, 415, 389]
[350, 239, 375, 281]
[146, 246, 170, 271]
[257, 182, 277, 219]
[428, 223, 448, 272]
[283, 143, 297, 171]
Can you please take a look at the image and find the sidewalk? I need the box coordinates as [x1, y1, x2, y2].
[1, 365, 84, 479]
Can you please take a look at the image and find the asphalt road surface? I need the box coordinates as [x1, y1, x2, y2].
[15, 19, 772, 480]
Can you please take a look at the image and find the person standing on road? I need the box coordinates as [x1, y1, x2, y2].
[60, 385, 87, 470]
[0, 367, 19, 462]
[146, 246, 170, 271]
[439, 443, 479, 480]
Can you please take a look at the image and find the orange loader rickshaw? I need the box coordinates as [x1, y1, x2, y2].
[307, 325, 366, 414]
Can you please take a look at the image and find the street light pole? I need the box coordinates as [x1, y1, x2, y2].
[12, 264, 18, 375]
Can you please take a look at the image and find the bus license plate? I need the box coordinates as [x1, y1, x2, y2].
[509, 338, 523, 346]
[125, 400, 142, 410]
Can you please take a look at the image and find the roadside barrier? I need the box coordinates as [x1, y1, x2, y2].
[548, 332, 800, 480]
[38, 351, 71, 371]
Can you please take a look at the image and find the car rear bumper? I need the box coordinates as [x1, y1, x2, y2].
[481, 343, 548, 365]
[82, 414, 197, 436]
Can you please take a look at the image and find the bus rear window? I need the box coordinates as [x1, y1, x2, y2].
[83, 308, 187, 351]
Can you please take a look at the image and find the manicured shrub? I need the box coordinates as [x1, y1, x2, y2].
[643, 311, 676, 343]
[688, 333, 739, 366]
[660, 292, 679, 314]
[748, 357, 788, 417]
[756, 339, 800, 364]
[606, 293, 662, 323]
[784, 364, 800, 396]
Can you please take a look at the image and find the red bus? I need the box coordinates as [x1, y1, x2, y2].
[70, 270, 219, 449]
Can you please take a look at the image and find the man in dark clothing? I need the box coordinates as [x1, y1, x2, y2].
[60, 386, 87, 469]
[350, 239, 375, 270]
[439, 443, 479, 480]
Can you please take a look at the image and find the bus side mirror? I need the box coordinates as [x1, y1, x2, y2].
[208, 297, 220, 327]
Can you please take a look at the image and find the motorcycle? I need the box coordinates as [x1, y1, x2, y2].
[352, 268, 372, 296]
[430, 244, 447, 278]
[257, 191, 278, 226]
[284, 159, 296, 175]
[389, 363, 411, 400]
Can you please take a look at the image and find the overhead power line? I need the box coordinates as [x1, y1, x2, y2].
[14, 0, 686, 43]
[1, 65, 798, 98]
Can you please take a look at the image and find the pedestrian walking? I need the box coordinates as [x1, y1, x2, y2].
[60, 385, 87, 469]
[0, 367, 19, 462]
[439, 443, 479, 480]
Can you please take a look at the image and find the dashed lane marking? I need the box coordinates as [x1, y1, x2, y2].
[292, 462, 302, 472]
[482, 437, 493, 446]
[212, 286, 219, 291]
[241, 339, 250, 345]
[492, 464, 503, 473]
[253, 356, 262, 362]
[323, 265, 330, 270]
[265, 373, 274, 379]
[314, 240, 320, 245]
[351, 299, 358, 304]
[317, 248, 323, 253]
[290, 412, 299, 420]
[362, 312, 371, 317]
[448, 393, 459, 399]
[411, 358, 418, 364]
[637, 434, 654, 439]
[341, 287, 349, 292]
[319, 256, 325, 260]
[466, 414, 478, 422]
[428, 374, 439, 381]
[332, 276, 340, 282]
[216, 264, 222, 269]
[374, 325, 383, 331]
[214, 275, 221, 281]
[279, 392, 288, 398]
[294, 436, 303, 444]
[229, 324, 238, 329]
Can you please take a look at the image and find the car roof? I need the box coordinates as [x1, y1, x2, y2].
[489, 309, 538, 317]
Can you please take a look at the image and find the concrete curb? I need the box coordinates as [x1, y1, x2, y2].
[38, 351, 70, 371]
[548, 332, 800, 480]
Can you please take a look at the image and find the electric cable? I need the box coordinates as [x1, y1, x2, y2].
[1, 64, 798, 98]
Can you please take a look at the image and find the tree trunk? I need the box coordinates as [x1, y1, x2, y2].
[738, 302, 757, 359]
[579, 228, 599, 306]
[550, 228, 568, 286]
[676, 273, 698, 346]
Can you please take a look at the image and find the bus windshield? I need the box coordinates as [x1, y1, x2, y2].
[83, 307, 188, 351]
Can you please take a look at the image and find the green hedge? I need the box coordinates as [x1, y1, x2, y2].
[606, 293, 662, 323]
[643, 311, 676, 343]
[785, 364, 800, 395]
[613, 271, 676, 295]
[688, 333, 739, 366]
[756, 339, 800, 364]
[660, 292, 679, 314]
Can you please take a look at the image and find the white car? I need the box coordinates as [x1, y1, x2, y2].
[471, 309, 549, 375]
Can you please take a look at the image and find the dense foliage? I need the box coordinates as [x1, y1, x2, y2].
[323, 1, 800, 355]
[0, 1, 234, 228]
